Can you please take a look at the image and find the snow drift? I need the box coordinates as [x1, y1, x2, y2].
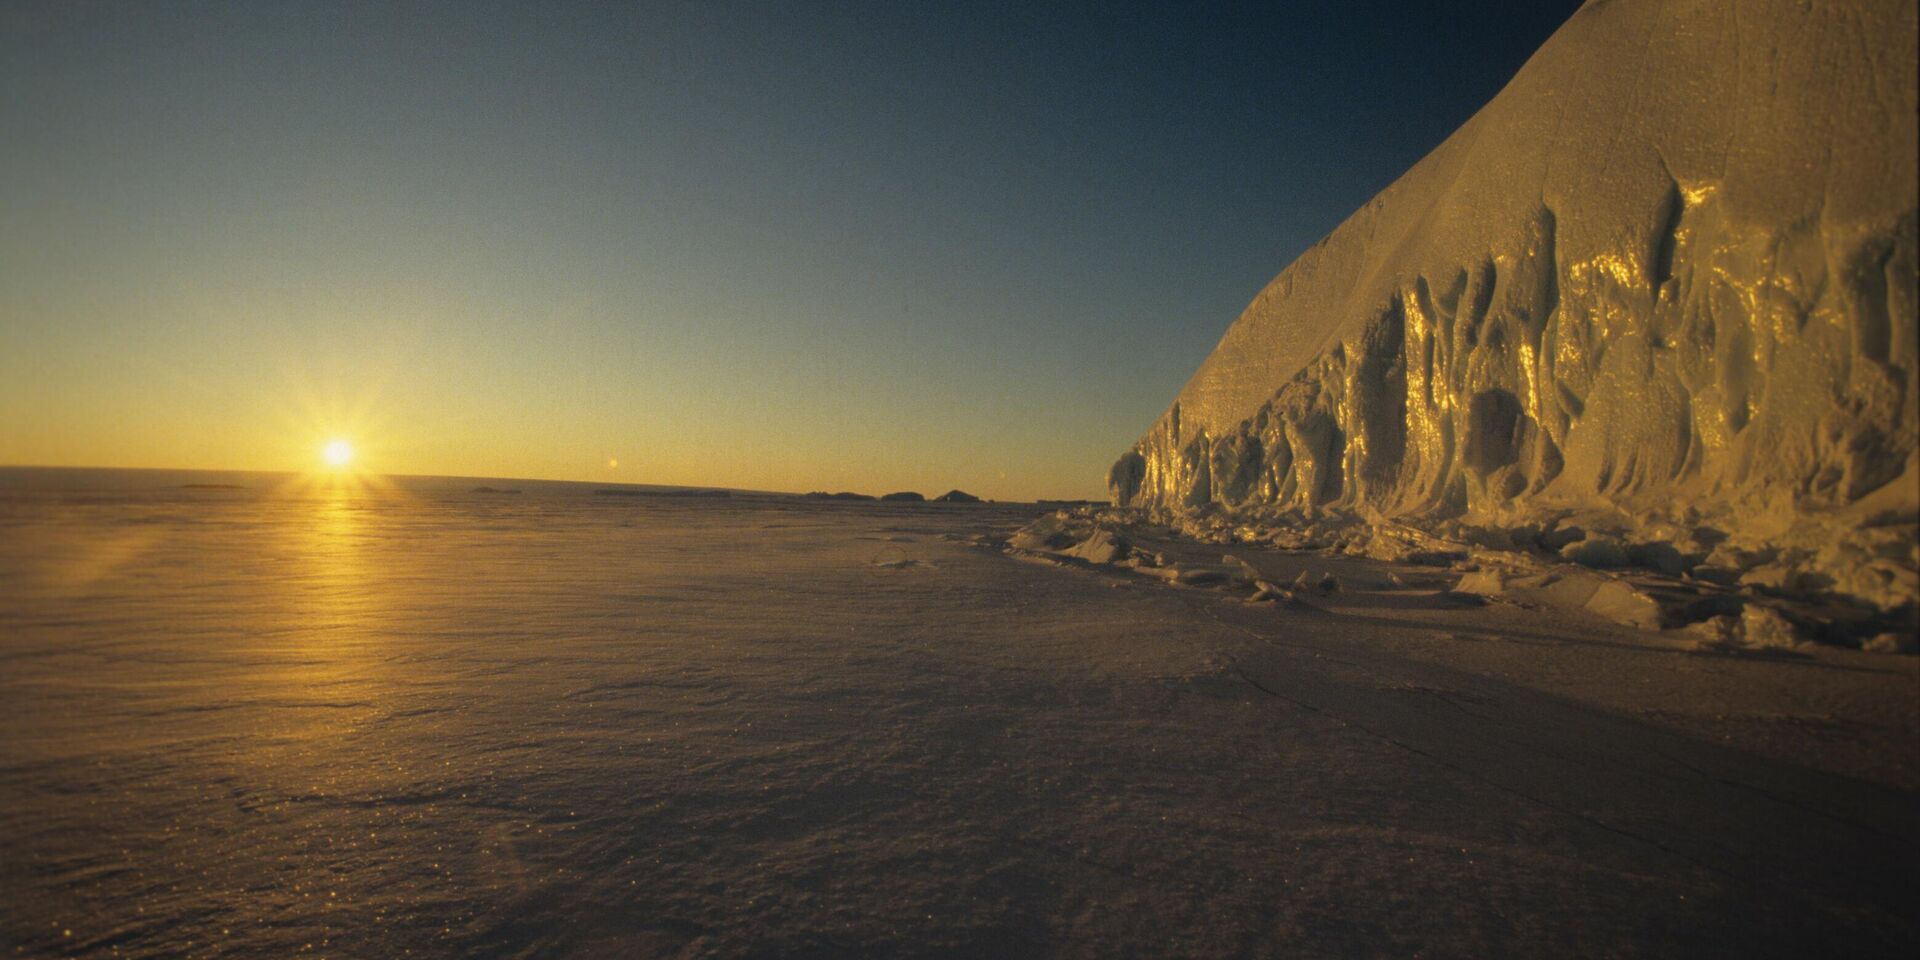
[1111, 0, 1918, 614]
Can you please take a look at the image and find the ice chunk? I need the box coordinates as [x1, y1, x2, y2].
[1452, 570, 1507, 597]
[1582, 580, 1662, 631]
[1140, 563, 1235, 587]
[1064, 529, 1130, 565]
[1740, 606, 1805, 650]
[1862, 632, 1918, 655]
[1561, 537, 1630, 570]
[1009, 515, 1075, 552]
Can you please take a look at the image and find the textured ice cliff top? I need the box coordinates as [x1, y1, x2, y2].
[1150, 0, 1915, 440]
[1113, 0, 1917, 616]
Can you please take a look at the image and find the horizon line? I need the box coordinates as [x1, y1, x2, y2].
[0, 463, 1111, 505]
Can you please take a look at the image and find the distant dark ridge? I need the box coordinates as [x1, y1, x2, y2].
[471, 486, 522, 494]
[880, 491, 924, 502]
[804, 491, 877, 501]
[594, 488, 730, 498]
[933, 490, 981, 503]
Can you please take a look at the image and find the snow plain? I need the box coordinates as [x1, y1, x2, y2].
[1, 472, 1913, 958]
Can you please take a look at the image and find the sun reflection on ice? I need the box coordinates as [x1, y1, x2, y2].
[270, 466, 404, 639]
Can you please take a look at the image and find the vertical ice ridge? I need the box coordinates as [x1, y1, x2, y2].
[1112, 0, 1917, 611]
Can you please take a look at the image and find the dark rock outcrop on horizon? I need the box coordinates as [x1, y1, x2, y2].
[595, 488, 729, 498]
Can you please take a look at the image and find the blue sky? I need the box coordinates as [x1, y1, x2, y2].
[1, 0, 1583, 498]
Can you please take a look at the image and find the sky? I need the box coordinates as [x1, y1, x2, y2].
[1, 0, 1585, 500]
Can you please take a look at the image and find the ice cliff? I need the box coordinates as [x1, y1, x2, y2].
[1111, 0, 1918, 615]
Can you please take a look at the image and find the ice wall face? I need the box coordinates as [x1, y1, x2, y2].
[1113, 0, 1918, 605]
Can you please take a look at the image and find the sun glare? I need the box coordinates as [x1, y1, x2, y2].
[322, 439, 355, 468]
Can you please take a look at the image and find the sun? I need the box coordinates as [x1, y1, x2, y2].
[322, 439, 355, 469]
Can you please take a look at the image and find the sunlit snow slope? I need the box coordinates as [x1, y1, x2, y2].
[1111, 0, 1917, 610]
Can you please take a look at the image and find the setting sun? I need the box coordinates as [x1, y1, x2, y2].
[322, 439, 354, 468]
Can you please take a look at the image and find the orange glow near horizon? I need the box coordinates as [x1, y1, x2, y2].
[2, 337, 1113, 500]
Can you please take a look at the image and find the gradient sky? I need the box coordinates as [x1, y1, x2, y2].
[2, 0, 1583, 499]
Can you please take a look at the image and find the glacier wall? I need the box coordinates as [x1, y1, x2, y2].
[1111, 0, 1917, 604]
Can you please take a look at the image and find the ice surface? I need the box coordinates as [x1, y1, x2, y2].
[1, 471, 1916, 956]
[1111, 0, 1918, 617]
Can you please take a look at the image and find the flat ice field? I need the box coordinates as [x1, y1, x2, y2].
[1, 471, 1914, 958]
